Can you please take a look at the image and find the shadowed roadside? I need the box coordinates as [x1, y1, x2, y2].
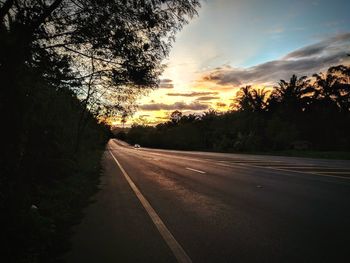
[64, 152, 176, 263]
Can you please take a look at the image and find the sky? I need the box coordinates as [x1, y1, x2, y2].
[113, 0, 350, 126]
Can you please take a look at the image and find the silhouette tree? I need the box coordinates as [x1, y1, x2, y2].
[0, 2, 201, 260]
[0, 0, 200, 171]
[328, 65, 350, 112]
[269, 75, 313, 113]
[124, 65, 350, 153]
[201, 109, 219, 120]
[179, 113, 199, 124]
[233, 86, 254, 111]
[312, 71, 343, 111]
[250, 88, 270, 112]
[170, 110, 183, 124]
[329, 64, 350, 78]
[234, 86, 269, 112]
[0, 0, 200, 113]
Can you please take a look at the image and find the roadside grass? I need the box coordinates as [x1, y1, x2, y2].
[18, 149, 105, 263]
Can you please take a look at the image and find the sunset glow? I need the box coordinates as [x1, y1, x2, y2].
[111, 0, 350, 126]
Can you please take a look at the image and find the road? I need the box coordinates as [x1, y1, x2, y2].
[66, 139, 350, 263]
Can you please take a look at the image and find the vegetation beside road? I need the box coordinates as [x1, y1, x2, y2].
[121, 64, 350, 158]
[0, 81, 111, 263]
[0, 1, 199, 262]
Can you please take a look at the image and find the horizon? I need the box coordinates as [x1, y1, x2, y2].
[111, 0, 350, 126]
[3, 1, 350, 262]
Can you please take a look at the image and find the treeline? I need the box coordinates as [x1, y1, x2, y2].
[123, 64, 350, 153]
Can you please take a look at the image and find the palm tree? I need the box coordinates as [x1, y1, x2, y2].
[233, 86, 253, 111]
[314, 66, 350, 112]
[313, 72, 338, 100]
[269, 75, 313, 112]
[250, 88, 270, 112]
[179, 114, 198, 124]
[234, 86, 269, 112]
[170, 110, 183, 124]
[329, 65, 350, 79]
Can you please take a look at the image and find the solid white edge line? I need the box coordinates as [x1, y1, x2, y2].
[185, 167, 206, 174]
[108, 150, 192, 263]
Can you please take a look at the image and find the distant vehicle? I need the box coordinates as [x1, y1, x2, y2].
[134, 144, 141, 149]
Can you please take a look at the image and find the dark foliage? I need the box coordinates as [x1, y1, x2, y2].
[0, 0, 199, 262]
[0, 70, 111, 262]
[125, 65, 350, 153]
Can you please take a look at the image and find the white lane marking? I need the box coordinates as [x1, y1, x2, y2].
[185, 168, 206, 174]
[109, 150, 192, 263]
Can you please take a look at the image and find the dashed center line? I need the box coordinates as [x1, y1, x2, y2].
[186, 167, 206, 174]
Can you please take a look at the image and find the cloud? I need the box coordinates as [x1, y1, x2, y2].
[166, 91, 219, 97]
[196, 96, 220, 101]
[159, 78, 174, 89]
[199, 33, 350, 87]
[160, 84, 174, 89]
[216, 102, 227, 107]
[283, 33, 350, 59]
[160, 79, 172, 83]
[139, 102, 209, 111]
[267, 26, 285, 34]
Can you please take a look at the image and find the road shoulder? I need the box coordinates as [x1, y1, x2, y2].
[64, 151, 176, 263]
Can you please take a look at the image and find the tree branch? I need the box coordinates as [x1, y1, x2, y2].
[31, 0, 64, 31]
[0, 0, 14, 22]
[62, 45, 121, 65]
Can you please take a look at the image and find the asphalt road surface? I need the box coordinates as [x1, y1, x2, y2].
[66, 139, 350, 263]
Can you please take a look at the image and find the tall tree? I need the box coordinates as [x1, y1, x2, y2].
[269, 75, 313, 113]
[0, 0, 200, 164]
[0, 0, 200, 109]
[312, 70, 346, 112]
[327, 65, 350, 112]
[233, 86, 269, 112]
